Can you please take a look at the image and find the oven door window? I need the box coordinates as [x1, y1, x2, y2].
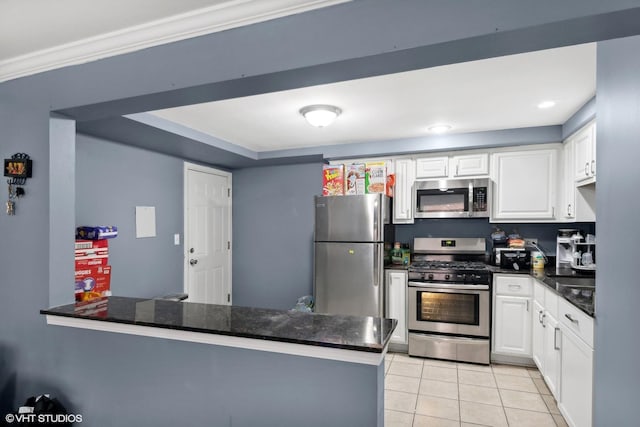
[417, 291, 479, 325]
[417, 188, 468, 213]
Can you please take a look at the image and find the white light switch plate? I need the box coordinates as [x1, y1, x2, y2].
[174, 234, 180, 245]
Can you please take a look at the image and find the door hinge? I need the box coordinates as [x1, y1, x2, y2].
[227, 293, 231, 303]
[227, 241, 231, 250]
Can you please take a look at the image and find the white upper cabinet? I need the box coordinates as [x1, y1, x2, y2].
[561, 138, 577, 220]
[415, 156, 449, 178]
[573, 121, 596, 185]
[491, 147, 559, 221]
[415, 153, 489, 179]
[451, 153, 490, 177]
[393, 158, 415, 223]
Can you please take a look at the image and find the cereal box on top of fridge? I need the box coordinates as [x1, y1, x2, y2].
[365, 162, 387, 194]
[345, 163, 366, 195]
[322, 164, 344, 196]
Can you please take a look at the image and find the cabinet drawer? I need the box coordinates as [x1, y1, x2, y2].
[494, 275, 532, 296]
[544, 288, 559, 319]
[559, 298, 593, 347]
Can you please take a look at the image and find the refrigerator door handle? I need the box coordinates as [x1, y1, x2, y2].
[374, 243, 383, 287]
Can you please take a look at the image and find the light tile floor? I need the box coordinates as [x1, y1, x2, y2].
[384, 353, 569, 427]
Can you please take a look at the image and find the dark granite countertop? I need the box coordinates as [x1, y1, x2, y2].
[489, 265, 595, 317]
[41, 296, 397, 353]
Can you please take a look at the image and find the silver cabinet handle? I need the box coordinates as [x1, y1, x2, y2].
[538, 311, 543, 324]
[567, 203, 572, 216]
[542, 313, 546, 327]
[564, 313, 579, 324]
[585, 162, 589, 176]
[591, 159, 595, 176]
[189, 259, 198, 266]
[508, 284, 521, 290]
[554, 327, 561, 350]
[526, 299, 529, 312]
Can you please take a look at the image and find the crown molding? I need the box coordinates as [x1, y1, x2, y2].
[0, 0, 350, 83]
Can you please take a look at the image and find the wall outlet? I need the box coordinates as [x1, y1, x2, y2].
[174, 234, 180, 245]
[524, 238, 538, 246]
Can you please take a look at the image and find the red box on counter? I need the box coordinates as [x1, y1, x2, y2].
[75, 239, 109, 251]
[75, 265, 111, 302]
[75, 257, 109, 269]
[75, 239, 109, 258]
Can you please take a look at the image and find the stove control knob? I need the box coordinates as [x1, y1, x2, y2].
[427, 273, 434, 280]
[444, 274, 450, 280]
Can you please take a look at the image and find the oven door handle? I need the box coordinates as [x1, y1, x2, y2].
[408, 281, 489, 291]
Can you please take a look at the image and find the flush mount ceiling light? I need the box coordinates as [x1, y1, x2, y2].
[537, 100, 556, 109]
[299, 104, 342, 127]
[427, 124, 452, 134]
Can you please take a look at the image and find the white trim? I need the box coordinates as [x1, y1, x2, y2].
[45, 315, 385, 366]
[183, 162, 233, 305]
[0, 0, 351, 83]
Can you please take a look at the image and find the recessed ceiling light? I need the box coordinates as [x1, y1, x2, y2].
[299, 104, 342, 127]
[537, 100, 556, 109]
[428, 124, 452, 134]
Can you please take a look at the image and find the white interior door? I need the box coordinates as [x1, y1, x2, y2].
[184, 163, 231, 305]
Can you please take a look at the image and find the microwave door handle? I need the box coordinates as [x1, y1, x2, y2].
[468, 182, 473, 217]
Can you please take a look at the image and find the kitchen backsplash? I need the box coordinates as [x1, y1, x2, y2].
[395, 218, 596, 256]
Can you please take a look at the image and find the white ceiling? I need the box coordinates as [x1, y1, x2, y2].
[149, 43, 596, 152]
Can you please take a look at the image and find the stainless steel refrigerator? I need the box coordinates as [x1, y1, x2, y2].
[313, 194, 394, 318]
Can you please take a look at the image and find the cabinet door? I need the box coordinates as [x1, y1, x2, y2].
[543, 313, 561, 399]
[386, 270, 407, 344]
[492, 149, 558, 220]
[393, 159, 415, 224]
[415, 157, 448, 178]
[574, 122, 596, 184]
[493, 295, 532, 356]
[452, 153, 489, 177]
[562, 139, 576, 220]
[559, 326, 593, 427]
[532, 299, 545, 371]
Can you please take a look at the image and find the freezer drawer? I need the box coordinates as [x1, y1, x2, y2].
[314, 242, 383, 318]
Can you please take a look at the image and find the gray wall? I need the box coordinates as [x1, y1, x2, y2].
[2, 1, 640, 423]
[233, 163, 322, 309]
[75, 134, 184, 298]
[593, 35, 640, 425]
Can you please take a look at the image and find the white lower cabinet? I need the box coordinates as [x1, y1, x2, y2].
[558, 298, 594, 427]
[492, 274, 532, 357]
[543, 312, 561, 399]
[385, 269, 407, 345]
[532, 299, 545, 369]
[531, 281, 562, 399]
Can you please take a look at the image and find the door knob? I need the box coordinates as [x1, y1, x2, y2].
[189, 259, 198, 266]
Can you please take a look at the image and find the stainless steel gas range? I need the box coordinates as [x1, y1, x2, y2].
[408, 237, 491, 364]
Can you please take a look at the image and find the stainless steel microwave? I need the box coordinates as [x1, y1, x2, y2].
[413, 178, 490, 218]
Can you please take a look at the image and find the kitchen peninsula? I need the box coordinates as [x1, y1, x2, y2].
[41, 297, 395, 427]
